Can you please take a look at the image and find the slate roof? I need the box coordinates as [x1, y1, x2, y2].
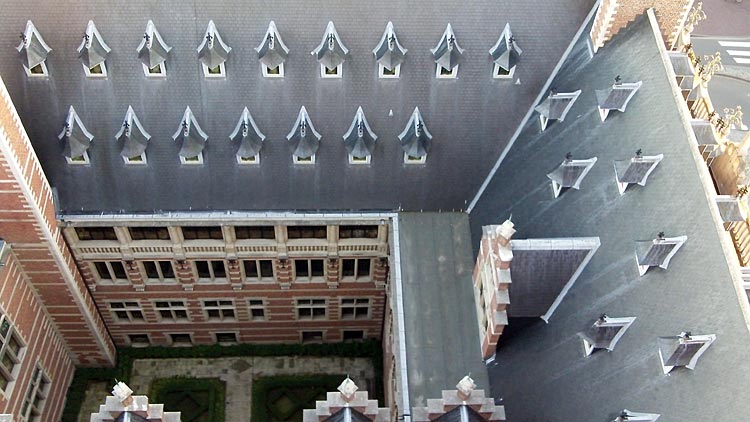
[469, 14, 750, 421]
[0, 0, 594, 213]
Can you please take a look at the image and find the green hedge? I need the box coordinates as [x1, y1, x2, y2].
[251, 374, 346, 422]
[62, 340, 382, 422]
[149, 377, 225, 422]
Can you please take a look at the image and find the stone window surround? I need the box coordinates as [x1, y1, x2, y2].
[202, 299, 236, 322]
[340, 298, 371, 320]
[248, 299, 266, 321]
[296, 298, 327, 320]
[141, 260, 176, 283]
[108, 301, 145, 323]
[0, 313, 25, 397]
[18, 363, 49, 422]
[153, 300, 190, 322]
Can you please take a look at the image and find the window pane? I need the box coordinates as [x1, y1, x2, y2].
[212, 261, 226, 278]
[76, 227, 117, 241]
[311, 260, 324, 277]
[342, 259, 355, 277]
[235, 226, 275, 240]
[251, 308, 264, 319]
[159, 261, 175, 279]
[259, 260, 274, 278]
[295, 260, 309, 277]
[0, 320, 9, 337]
[244, 261, 259, 278]
[111, 262, 127, 279]
[357, 259, 371, 277]
[288, 226, 327, 239]
[131, 311, 145, 320]
[196, 261, 211, 278]
[175, 310, 188, 319]
[143, 262, 159, 279]
[94, 262, 111, 279]
[129, 227, 170, 241]
[183, 226, 223, 240]
[339, 225, 378, 239]
[312, 308, 326, 318]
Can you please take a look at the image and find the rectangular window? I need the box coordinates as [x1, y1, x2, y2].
[128, 334, 150, 347]
[242, 259, 274, 282]
[0, 314, 24, 394]
[301, 331, 324, 343]
[340, 298, 370, 320]
[287, 226, 327, 239]
[236, 154, 260, 164]
[404, 153, 427, 164]
[83, 62, 107, 78]
[248, 299, 266, 321]
[19, 364, 49, 422]
[436, 64, 458, 78]
[215, 332, 238, 344]
[75, 227, 118, 241]
[493, 63, 515, 79]
[142, 62, 166, 77]
[378, 63, 400, 79]
[169, 333, 193, 345]
[155, 301, 189, 322]
[93, 261, 128, 282]
[182, 226, 223, 240]
[235, 226, 276, 240]
[321, 63, 342, 78]
[203, 63, 226, 77]
[202, 300, 236, 321]
[180, 153, 204, 164]
[142, 261, 176, 282]
[339, 225, 379, 239]
[296, 299, 327, 320]
[293, 155, 316, 164]
[341, 258, 371, 281]
[109, 302, 145, 322]
[123, 153, 147, 165]
[24, 61, 48, 78]
[65, 151, 90, 165]
[194, 260, 227, 282]
[128, 226, 171, 241]
[348, 154, 371, 164]
[343, 330, 365, 342]
[262, 63, 284, 78]
[294, 259, 325, 282]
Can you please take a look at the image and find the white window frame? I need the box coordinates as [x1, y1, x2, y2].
[180, 153, 204, 165]
[154, 300, 189, 322]
[92, 261, 129, 284]
[83, 61, 108, 78]
[66, 151, 90, 165]
[248, 299, 267, 321]
[23, 61, 48, 78]
[108, 301, 145, 323]
[236, 154, 260, 165]
[378, 63, 400, 79]
[0, 314, 25, 397]
[294, 154, 316, 165]
[242, 259, 275, 283]
[492, 63, 515, 79]
[404, 152, 426, 164]
[435, 63, 458, 79]
[202, 62, 226, 78]
[296, 298, 328, 320]
[340, 258, 372, 281]
[18, 363, 49, 422]
[340, 298, 371, 320]
[142, 62, 166, 78]
[262, 63, 284, 78]
[320, 63, 342, 79]
[141, 260, 176, 284]
[202, 300, 236, 322]
[194, 260, 228, 283]
[123, 152, 147, 165]
[348, 154, 371, 165]
[167, 333, 193, 346]
[127, 334, 151, 347]
[293, 259, 326, 282]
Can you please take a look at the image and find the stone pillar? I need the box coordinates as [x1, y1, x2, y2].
[326, 258, 339, 288]
[276, 258, 293, 289]
[373, 257, 389, 289]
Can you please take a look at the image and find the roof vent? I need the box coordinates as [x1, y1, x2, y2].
[172, 106, 208, 160]
[373, 21, 407, 71]
[690, 119, 723, 164]
[115, 106, 151, 160]
[77, 21, 111, 70]
[343, 106, 377, 160]
[197, 20, 232, 69]
[137, 20, 171, 69]
[337, 376, 358, 402]
[658, 331, 715, 374]
[311, 21, 349, 70]
[535, 90, 582, 131]
[431, 24, 463, 71]
[398, 107, 433, 159]
[489, 24, 522, 73]
[287, 106, 321, 160]
[634, 232, 687, 276]
[716, 191, 749, 225]
[578, 314, 636, 356]
[546, 153, 597, 197]
[229, 107, 266, 159]
[613, 410, 660, 421]
[596, 79, 642, 121]
[255, 21, 289, 69]
[58, 106, 93, 160]
[17, 20, 52, 71]
[613, 150, 663, 194]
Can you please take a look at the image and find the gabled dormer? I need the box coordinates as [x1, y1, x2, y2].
[343, 107, 377, 164]
[431, 24, 463, 78]
[613, 150, 663, 194]
[312, 22, 349, 78]
[489, 23, 521, 79]
[17, 20, 52, 77]
[398, 107, 432, 164]
[658, 331, 715, 374]
[172, 107, 208, 164]
[546, 153, 597, 197]
[58, 106, 93, 164]
[287, 106, 321, 164]
[373, 22, 407, 78]
[230, 107, 266, 164]
[716, 191, 749, 227]
[613, 410, 661, 421]
[595, 78, 642, 121]
[255, 21, 289, 78]
[197, 20, 231, 78]
[634, 232, 687, 276]
[535, 89, 582, 131]
[137, 20, 171, 77]
[578, 314, 636, 357]
[77, 21, 111, 78]
[115, 106, 151, 164]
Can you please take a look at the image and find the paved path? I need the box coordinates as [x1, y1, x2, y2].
[78, 356, 375, 422]
[693, 36, 750, 66]
[694, 0, 750, 38]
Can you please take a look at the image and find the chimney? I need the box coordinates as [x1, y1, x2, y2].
[337, 377, 359, 403]
[494, 219, 516, 246]
[590, 0, 694, 52]
[455, 375, 476, 401]
[112, 381, 134, 407]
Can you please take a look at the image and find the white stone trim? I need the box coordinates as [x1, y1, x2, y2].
[435, 63, 458, 79]
[262, 62, 284, 78]
[378, 63, 400, 79]
[321, 63, 342, 78]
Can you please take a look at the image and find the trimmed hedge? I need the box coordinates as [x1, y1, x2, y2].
[62, 340, 382, 422]
[149, 377, 225, 422]
[251, 374, 346, 422]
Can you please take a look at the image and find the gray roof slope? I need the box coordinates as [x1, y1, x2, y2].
[469, 15, 750, 421]
[0, 0, 593, 213]
[397, 212, 489, 407]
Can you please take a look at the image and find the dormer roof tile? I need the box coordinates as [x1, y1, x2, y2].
[535, 90, 582, 130]
[431, 24, 463, 70]
[312, 21, 349, 70]
[657, 332, 715, 374]
[77, 21, 111, 69]
[287, 106, 321, 159]
[489, 23, 521, 71]
[17, 20, 51, 70]
[596, 80, 642, 121]
[635, 233, 687, 276]
[172, 107, 208, 158]
[613, 152, 663, 194]
[343, 107, 377, 159]
[197, 20, 231, 69]
[229, 107, 266, 158]
[137, 20, 171, 69]
[58, 106, 93, 158]
[256, 21, 289, 69]
[373, 22, 407, 71]
[115, 106, 151, 158]
[398, 107, 432, 158]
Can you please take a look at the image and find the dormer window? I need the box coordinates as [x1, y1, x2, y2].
[197, 20, 231, 78]
[373, 22, 407, 79]
[635, 232, 687, 276]
[613, 410, 661, 421]
[535, 90, 582, 131]
[431, 24, 463, 79]
[658, 331, 715, 374]
[59, 106, 93, 165]
[312, 22, 349, 79]
[17, 21, 52, 77]
[78, 21, 111, 78]
[172, 106, 208, 165]
[578, 314, 636, 357]
[287, 106, 321, 165]
[399, 107, 432, 164]
[116, 106, 151, 165]
[137, 20, 171, 77]
[230, 107, 265, 165]
[546, 153, 597, 197]
[256, 21, 288, 78]
[343, 107, 377, 165]
[614, 150, 663, 195]
[596, 78, 642, 121]
[490, 23, 521, 79]
[716, 192, 750, 225]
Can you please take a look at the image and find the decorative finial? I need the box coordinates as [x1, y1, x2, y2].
[565, 152, 573, 162]
[737, 185, 748, 198]
[328, 33, 335, 50]
[300, 120, 307, 137]
[685, 2, 706, 34]
[700, 51, 723, 82]
[681, 331, 692, 339]
[447, 34, 455, 50]
[268, 33, 275, 50]
[19, 32, 27, 43]
[723, 106, 744, 129]
[357, 121, 364, 138]
[656, 231, 665, 240]
[614, 75, 622, 84]
[598, 313, 608, 323]
[635, 149, 643, 158]
[415, 121, 422, 137]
